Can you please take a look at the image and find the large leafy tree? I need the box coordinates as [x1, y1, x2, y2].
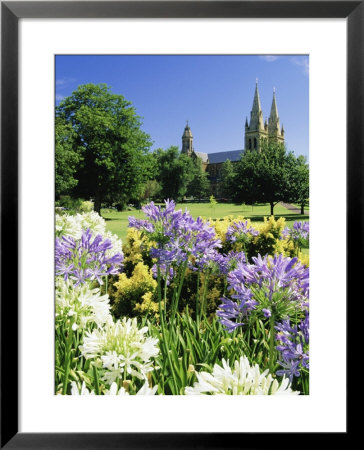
[219, 159, 236, 200]
[153, 146, 195, 201]
[234, 141, 300, 215]
[289, 155, 309, 214]
[186, 157, 211, 200]
[56, 83, 152, 213]
[55, 117, 82, 197]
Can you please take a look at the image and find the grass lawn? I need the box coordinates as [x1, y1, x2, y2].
[102, 202, 309, 243]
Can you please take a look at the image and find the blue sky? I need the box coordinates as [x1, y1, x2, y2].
[56, 55, 309, 158]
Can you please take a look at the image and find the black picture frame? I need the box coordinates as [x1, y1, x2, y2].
[1, 1, 357, 448]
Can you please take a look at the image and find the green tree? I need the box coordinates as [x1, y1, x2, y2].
[154, 146, 195, 201]
[219, 159, 236, 199]
[234, 141, 298, 215]
[186, 157, 211, 200]
[289, 155, 309, 214]
[55, 117, 82, 198]
[56, 83, 152, 214]
[139, 179, 162, 203]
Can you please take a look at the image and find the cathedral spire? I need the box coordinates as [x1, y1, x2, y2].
[249, 79, 264, 131]
[268, 88, 281, 135]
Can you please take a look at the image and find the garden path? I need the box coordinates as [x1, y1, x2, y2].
[279, 202, 309, 216]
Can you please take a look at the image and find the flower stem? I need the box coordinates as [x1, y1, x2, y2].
[62, 319, 73, 395]
[196, 271, 200, 327]
[157, 265, 178, 394]
[269, 313, 276, 374]
[93, 364, 100, 395]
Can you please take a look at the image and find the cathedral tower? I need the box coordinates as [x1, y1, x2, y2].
[245, 81, 268, 152]
[181, 121, 194, 156]
[244, 82, 285, 151]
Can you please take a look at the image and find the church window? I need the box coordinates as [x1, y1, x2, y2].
[249, 139, 252, 149]
[254, 138, 257, 149]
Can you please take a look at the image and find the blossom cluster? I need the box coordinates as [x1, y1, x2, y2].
[225, 220, 259, 243]
[55, 228, 124, 286]
[282, 221, 309, 243]
[56, 211, 123, 257]
[129, 200, 221, 277]
[217, 253, 309, 332]
[185, 356, 298, 395]
[275, 312, 309, 382]
[56, 278, 111, 330]
[79, 317, 159, 384]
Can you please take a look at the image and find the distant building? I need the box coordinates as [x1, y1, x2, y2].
[181, 82, 285, 197]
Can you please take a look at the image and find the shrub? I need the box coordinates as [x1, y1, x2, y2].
[57, 195, 84, 212]
[248, 217, 295, 260]
[111, 262, 158, 318]
[122, 228, 154, 275]
[80, 200, 94, 212]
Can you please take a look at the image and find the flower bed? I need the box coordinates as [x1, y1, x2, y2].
[55, 201, 309, 395]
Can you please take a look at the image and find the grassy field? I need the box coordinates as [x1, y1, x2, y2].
[102, 202, 309, 244]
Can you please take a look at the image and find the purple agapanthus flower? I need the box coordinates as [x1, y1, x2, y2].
[217, 253, 309, 332]
[275, 312, 309, 382]
[129, 200, 221, 278]
[291, 221, 309, 241]
[216, 295, 257, 333]
[55, 228, 123, 286]
[226, 220, 259, 243]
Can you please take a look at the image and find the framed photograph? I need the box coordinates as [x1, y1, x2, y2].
[1, 1, 358, 447]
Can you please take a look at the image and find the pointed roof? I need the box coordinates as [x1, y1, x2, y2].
[194, 151, 209, 163]
[269, 89, 279, 122]
[182, 120, 193, 138]
[251, 81, 262, 116]
[268, 88, 281, 134]
[249, 80, 264, 131]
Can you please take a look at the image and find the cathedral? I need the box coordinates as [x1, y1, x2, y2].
[181, 82, 285, 196]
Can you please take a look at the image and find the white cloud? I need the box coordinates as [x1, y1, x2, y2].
[56, 77, 76, 87]
[259, 55, 280, 62]
[55, 94, 64, 101]
[290, 56, 309, 76]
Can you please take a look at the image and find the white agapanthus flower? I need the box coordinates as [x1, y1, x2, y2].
[56, 278, 112, 329]
[56, 211, 106, 239]
[185, 356, 299, 395]
[104, 381, 158, 396]
[56, 214, 81, 239]
[79, 317, 159, 384]
[70, 381, 95, 396]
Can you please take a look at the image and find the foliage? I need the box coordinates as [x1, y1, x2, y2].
[289, 155, 309, 214]
[219, 159, 236, 199]
[111, 262, 158, 319]
[56, 195, 84, 213]
[139, 179, 162, 203]
[153, 146, 195, 201]
[233, 141, 301, 215]
[80, 200, 94, 212]
[56, 83, 153, 213]
[55, 117, 82, 198]
[209, 195, 217, 207]
[249, 216, 295, 260]
[186, 157, 211, 200]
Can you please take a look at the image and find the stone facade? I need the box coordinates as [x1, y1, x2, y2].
[181, 82, 285, 197]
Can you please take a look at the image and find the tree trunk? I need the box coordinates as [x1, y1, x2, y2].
[270, 202, 274, 216]
[94, 192, 102, 215]
[301, 203, 305, 215]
